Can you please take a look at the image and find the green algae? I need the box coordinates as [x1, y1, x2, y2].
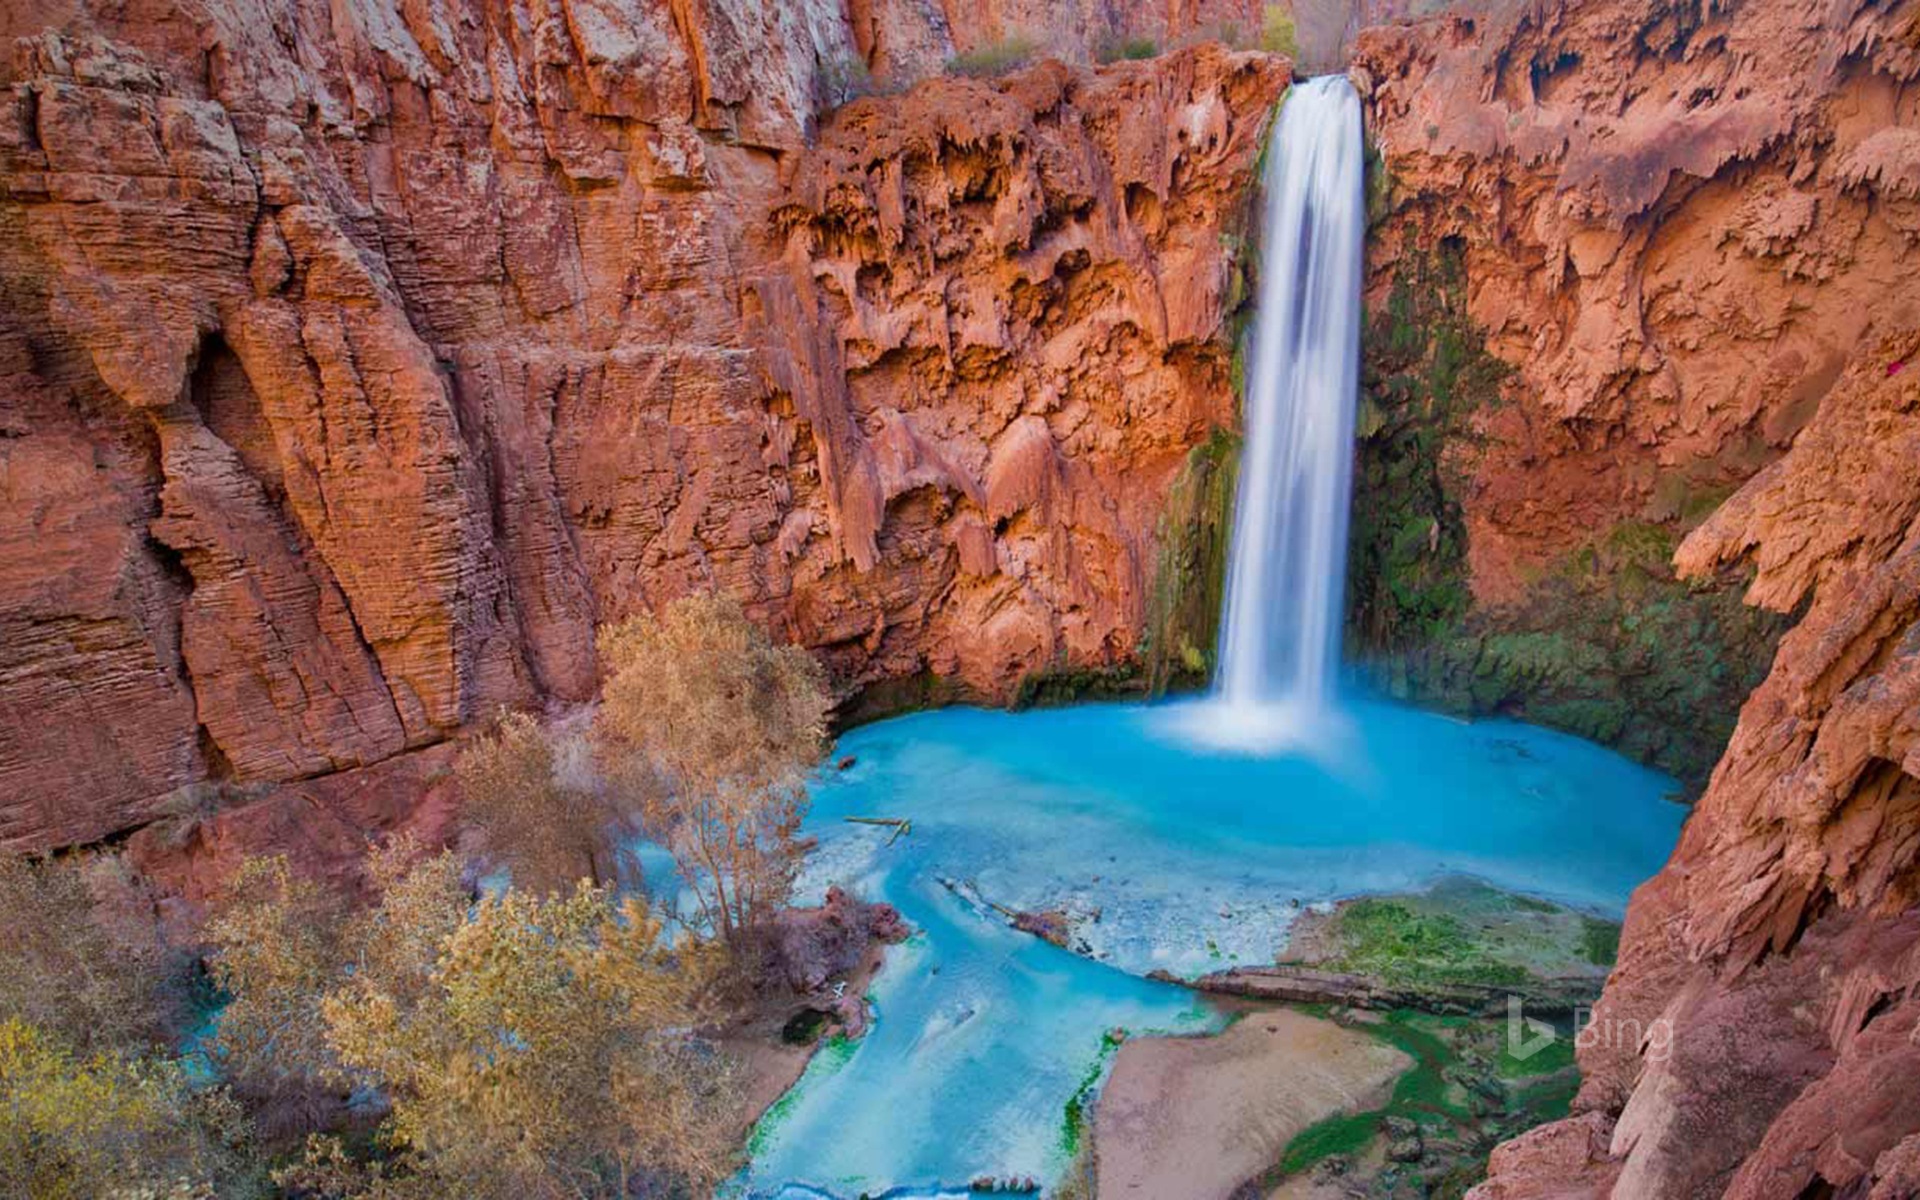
[1579, 917, 1622, 966]
[1268, 1007, 1579, 1189]
[1142, 427, 1242, 695]
[745, 1033, 862, 1159]
[1311, 898, 1530, 990]
[1288, 880, 1618, 994]
[1346, 243, 1789, 789]
[1013, 662, 1145, 709]
[1268, 1010, 1466, 1178]
[1059, 1028, 1127, 1156]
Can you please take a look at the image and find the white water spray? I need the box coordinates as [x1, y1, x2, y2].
[1209, 75, 1365, 742]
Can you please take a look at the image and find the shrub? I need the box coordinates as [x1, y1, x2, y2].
[818, 50, 877, 111]
[1094, 32, 1159, 63]
[1261, 4, 1299, 58]
[0, 1018, 254, 1200]
[0, 851, 185, 1054]
[322, 883, 738, 1199]
[596, 593, 831, 945]
[946, 33, 1040, 78]
[456, 711, 620, 895]
[211, 843, 739, 1198]
[203, 855, 353, 1139]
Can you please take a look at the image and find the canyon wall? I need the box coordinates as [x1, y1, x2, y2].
[0, 1, 1285, 854]
[1349, 0, 1920, 1194]
[1349, 0, 1917, 784]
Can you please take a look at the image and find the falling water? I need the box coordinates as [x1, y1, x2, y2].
[1213, 74, 1365, 734]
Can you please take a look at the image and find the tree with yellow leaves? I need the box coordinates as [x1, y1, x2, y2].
[456, 710, 621, 896]
[203, 855, 348, 1104]
[209, 841, 740, 1199]
[0, 851, 184, 1055]
[0, 1017, 254, 1200]
[321, 879, 738, 1199]
[596, 593, 832, 945]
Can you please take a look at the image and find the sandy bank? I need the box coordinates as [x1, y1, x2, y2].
[1094, 1005, 1409, 1200]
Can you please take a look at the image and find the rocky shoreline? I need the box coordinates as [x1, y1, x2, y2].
[1180, 964, 1600, 1018]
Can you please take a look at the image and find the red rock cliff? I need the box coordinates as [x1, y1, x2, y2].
[1347, 0, 1918, 783]
[0, 3, 1285, 852]
[1351, 0, 1920, 1194]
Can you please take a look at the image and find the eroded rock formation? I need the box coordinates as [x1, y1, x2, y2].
[1348, 0, 1918, 783]
[1476, 328, 1920, 1200]
[0, 3, 1285, 853]
[1347, 0, 1920, 1194]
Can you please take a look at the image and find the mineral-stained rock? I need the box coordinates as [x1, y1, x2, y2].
[1357, 0, 1920, 597]
[1472, 333, 1920, 1199]
[0, 4, 1286, 853]
[122, 742, 461, 933]
[1347, 0, 1920, 783]
[1335, 1, 1920, 1191]
[754, 883, 909, 998]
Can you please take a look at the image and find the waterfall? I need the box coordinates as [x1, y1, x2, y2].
[1214, 75, 1365, 732]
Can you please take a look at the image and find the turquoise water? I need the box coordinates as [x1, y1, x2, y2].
[741, 694, 1686, 1198]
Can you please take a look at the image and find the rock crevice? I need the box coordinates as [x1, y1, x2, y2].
[0, 7, 1285, 851]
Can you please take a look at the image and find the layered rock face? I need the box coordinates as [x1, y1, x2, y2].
[1348, 0, 1920, 1194]
[1348, 0, 1918, 783]
[0, 2, 1284, 853]
[1475, 331, 1920, 1200]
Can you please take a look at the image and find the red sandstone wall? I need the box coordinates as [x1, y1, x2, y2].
[1358, 0, 1919, 606]
[1353, 0, 1920, 1194]
[0, 3, 1285, 853]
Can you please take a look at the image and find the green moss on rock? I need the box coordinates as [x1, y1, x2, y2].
[1346, 244, 1495, 653]
[1142, 427, 1242, 695]
[1013, 662, 1144, 709]
[1346, 242, 1788, 789]
[1297, 893, 1551, 992]
[836, 669, 974, 731]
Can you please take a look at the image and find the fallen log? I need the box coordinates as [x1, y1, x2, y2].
[844, 816, 912, 845]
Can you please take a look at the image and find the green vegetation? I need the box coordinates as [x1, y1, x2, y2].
[838, 667, 971, 727]
[1496, 1031, 1575, 1081]
[1261, 4, 1299, 57]
[1580, 917, 1623, 966]
[1365, 142, 1395, 229]
[1014, 662, 1144, 708]
[1277, 1106, 1380, 1174]
[817, 51, 880, 111]
[946, 34, 1040, 78]
[1288, 880, 1622, 997]
[1059, 1029, 1126, 1155]
[747, 1032, 862, 1159]
[1347, 243, 1789, 787]
[1314, 899, 1529, 989]
[1265, 1007, 1580, 1191]
[1262, 1010, 1464, 1182]
[1346, 245, 1496, 657]
[1142, 428, 1242, 694]
[1094, 32, 1159, 62]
